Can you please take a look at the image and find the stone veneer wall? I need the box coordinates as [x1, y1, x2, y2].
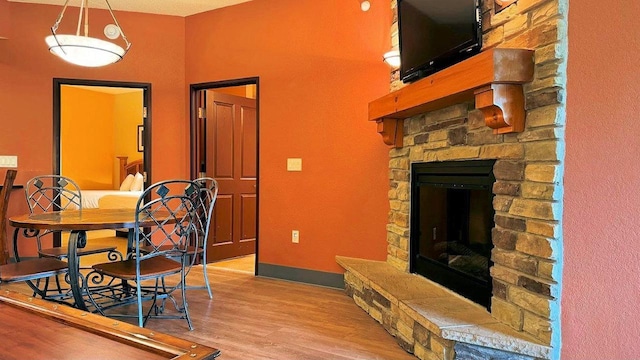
[381, 0, 567, 354]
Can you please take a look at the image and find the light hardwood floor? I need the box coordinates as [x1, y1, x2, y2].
[210, 254, 255, 273]
[3, 266, 415, 360]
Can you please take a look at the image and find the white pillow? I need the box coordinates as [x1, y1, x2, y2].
[130, 172, 144, 191]
[119, 174, 135, 191]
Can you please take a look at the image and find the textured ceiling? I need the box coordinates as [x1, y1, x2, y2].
[7, 0, 253, 17]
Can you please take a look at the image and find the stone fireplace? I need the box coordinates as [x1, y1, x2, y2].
[337, 0, 566, 359]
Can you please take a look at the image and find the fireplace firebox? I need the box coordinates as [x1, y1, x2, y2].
[410, 160, 496, 309]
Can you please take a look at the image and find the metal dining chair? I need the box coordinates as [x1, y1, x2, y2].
[24, 175, 118, 259]
[144, 178, 218, 298]
[21, 175, 120, 297]
[89, 179, 201, 330]
[0, 170, 68, 293]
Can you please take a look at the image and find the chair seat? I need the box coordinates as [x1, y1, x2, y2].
[39, 244, 118, 258]
[92, 256, 182, 281]
[0, 258, 68, 283]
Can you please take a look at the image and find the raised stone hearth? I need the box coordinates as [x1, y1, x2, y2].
[337, 256, 550, 360]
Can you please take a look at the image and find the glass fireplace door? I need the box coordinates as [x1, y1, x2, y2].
[410, 160, 495, 308]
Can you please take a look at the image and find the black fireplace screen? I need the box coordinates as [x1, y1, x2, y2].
[410, 160, 495, 309]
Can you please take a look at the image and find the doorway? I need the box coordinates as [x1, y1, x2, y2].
[190, 78, 258, 275]
[53, 78, 151, 248]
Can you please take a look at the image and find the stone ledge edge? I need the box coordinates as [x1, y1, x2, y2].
[336, 256, 551, 360]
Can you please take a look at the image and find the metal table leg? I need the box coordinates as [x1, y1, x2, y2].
[67, 230, 88, 311]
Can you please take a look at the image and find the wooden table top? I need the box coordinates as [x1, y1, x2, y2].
[9, 208, 169, 231]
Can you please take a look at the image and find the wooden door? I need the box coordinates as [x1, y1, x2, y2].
[205, 91, 257, 261]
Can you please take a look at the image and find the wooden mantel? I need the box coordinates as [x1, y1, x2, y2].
[369, 48, 534, 148]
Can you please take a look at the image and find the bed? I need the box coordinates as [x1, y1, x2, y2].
[116, 156, 144, 184]
[81, 189, 141, 208]
[79, 156, 144, 209]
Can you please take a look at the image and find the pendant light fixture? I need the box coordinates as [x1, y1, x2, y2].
[45, 0, 131, 67]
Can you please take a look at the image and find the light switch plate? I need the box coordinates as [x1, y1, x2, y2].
[0, 155, 17, 168]
[287, 158, 302, 171]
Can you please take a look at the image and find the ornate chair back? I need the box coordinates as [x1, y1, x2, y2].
[191, 177, 219, 298]
[25, 175, 82, 214]
[0, 170, 68, 287]
[23, 175, 117, 261]
[134, 179, 200, 262]
[193, 177, 218, 257]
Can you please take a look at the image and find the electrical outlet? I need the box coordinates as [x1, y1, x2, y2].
[292, 230, 300, 243]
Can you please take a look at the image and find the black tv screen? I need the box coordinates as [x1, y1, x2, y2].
[398, 0, 482, 83]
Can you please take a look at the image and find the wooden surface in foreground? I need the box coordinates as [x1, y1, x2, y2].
[0, 289, 219, 359]
[3, 266, 415, 360]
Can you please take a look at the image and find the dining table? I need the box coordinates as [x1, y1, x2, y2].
[8, 208, 172, 311]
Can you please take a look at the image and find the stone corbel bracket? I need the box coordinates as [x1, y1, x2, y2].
[368, 48, 534, 148]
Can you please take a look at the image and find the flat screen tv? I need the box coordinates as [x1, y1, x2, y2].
[398, 0, 482, 83]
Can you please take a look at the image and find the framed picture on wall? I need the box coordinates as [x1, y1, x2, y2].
[137, 125, 144, 152]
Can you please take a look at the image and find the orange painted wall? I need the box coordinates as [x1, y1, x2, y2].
[564, 0, 640, 357]
[185, 0, 392, 273]
[0, 3, 186, 256]
[61, 86, 115, 190]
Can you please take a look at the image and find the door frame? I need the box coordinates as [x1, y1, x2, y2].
[189, 77, 259, 274]
[52, 78, 151, 246]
